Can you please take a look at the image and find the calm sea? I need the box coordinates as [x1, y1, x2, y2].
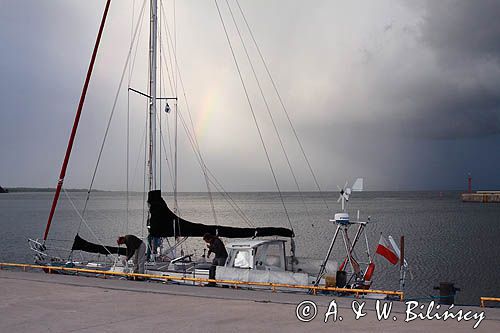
[1, 191, 499, 305]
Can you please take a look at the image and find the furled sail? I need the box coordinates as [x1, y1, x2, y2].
[147, 190, 294, 238]
[71, 234, 128, 256]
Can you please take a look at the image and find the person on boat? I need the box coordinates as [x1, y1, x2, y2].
[117, 235, 146, 274]
[203, 233, 228, 266]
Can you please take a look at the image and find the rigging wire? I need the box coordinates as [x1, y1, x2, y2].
[129, 6, 147, 88]
[176, 108, 256, 227]
[156, 32, 175, 192]
[128, 0, 137, 83]
[78, 0, 147, 233]
[125, 87, 130, 235]
[155, 0, 183, 243]
[155, 33, 176, 194]
[159, 1, 218, 227]
[142, 98, 148, 238]
[125, 92, 130, 235]
[156, 108, 174, 193]
[123, 0, 147, 235]
[156, 5, 176, 192]
[128, 102, 149, 238]
[158, 3, 254, 227]
[159, 1, 162, 192]
[166, 81, 254, 226]
[42, 0, 112, 242]
[173, 0, 177, 94]
[214, 0, 294, 232]
[172, 62, 255, 227]
[235, 0, 330, 210]
[170, 0, 179, 236]
[157, 87, 255, 227]
[146, 2, 254, 227]
[162, 0, 254, 227]
[125, 0, 137, 234]
[64, 188, 118, 260]
[173, 70, 255, 226]
[156, 38, 178, 198]
[225, 0, 313, 225]
[130, 108, 149, 195]
[159, 1, 177, 99]
[160, 71, 175, 189]
[172, 0, 183, 244]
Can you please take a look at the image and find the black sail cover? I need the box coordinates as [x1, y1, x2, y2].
[148, 190, 294, 238]
[71, 234, 128, 256]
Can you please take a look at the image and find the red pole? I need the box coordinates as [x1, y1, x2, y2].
[468, 173, 472, 193]
[400, 236, 404, 267]
[43, 0, 112, 241]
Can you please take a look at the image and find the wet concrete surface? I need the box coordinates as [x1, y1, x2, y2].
[0, 270, 498, 332]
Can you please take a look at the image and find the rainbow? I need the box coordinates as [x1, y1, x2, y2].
[195, 89, 218, 139]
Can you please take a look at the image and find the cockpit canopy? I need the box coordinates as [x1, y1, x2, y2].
[225, 239, 287, 271]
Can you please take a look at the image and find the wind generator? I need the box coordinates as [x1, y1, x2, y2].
[314, 178, 375, 288]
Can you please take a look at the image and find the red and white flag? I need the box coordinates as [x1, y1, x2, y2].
[376, 235, 399, 265]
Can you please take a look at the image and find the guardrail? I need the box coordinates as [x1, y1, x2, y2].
[480, 297, 500, 308]
[0, 262, 404, 300]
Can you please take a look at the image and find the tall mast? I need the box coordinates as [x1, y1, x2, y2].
[148, 0, 158, 191]
[42, 0, 112, 242]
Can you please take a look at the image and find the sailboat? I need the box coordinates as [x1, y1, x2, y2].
[28, 0, 384, 293]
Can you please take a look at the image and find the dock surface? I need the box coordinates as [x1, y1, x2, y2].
[462, 192, 500, 203]
[1, 270, 499, 332]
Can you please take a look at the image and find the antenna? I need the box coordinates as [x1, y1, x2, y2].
[316, 178, 372, 288]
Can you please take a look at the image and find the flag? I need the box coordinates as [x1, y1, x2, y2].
[376, 235, 399, 265]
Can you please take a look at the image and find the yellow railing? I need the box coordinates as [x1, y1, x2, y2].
[0, 262, 404, 300]
[480, 297, 500, 308]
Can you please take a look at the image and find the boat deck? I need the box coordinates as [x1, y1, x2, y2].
[1, 269, 499, 332]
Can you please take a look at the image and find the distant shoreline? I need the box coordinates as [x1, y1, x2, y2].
[3, 187, 98, 193]
[1, 188, 467, 193]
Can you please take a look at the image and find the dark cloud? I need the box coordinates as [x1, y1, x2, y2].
[421, 0, 500, 64]
[1, 1, 499, 191]
[406, 0, 500, 139]
[395, 75, 500, 139]
[326, 0, 500, 140]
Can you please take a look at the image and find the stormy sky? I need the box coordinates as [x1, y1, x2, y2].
[1, 0, 499, 191]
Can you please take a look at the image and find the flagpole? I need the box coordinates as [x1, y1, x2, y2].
[399, 235, 405, 291]
[42, 0, 112, 242]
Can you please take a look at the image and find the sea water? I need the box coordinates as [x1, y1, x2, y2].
[1, 191, 499, 305]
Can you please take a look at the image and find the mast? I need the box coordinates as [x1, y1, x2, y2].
[42, 0, 112, 242]
[148, 0, 158, 191]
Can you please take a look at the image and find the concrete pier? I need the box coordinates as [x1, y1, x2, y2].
[462, 191, 500, 203]
[1, 270, 499, 332]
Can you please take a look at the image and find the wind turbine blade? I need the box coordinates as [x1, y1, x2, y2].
[352, 178, 364, 192]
